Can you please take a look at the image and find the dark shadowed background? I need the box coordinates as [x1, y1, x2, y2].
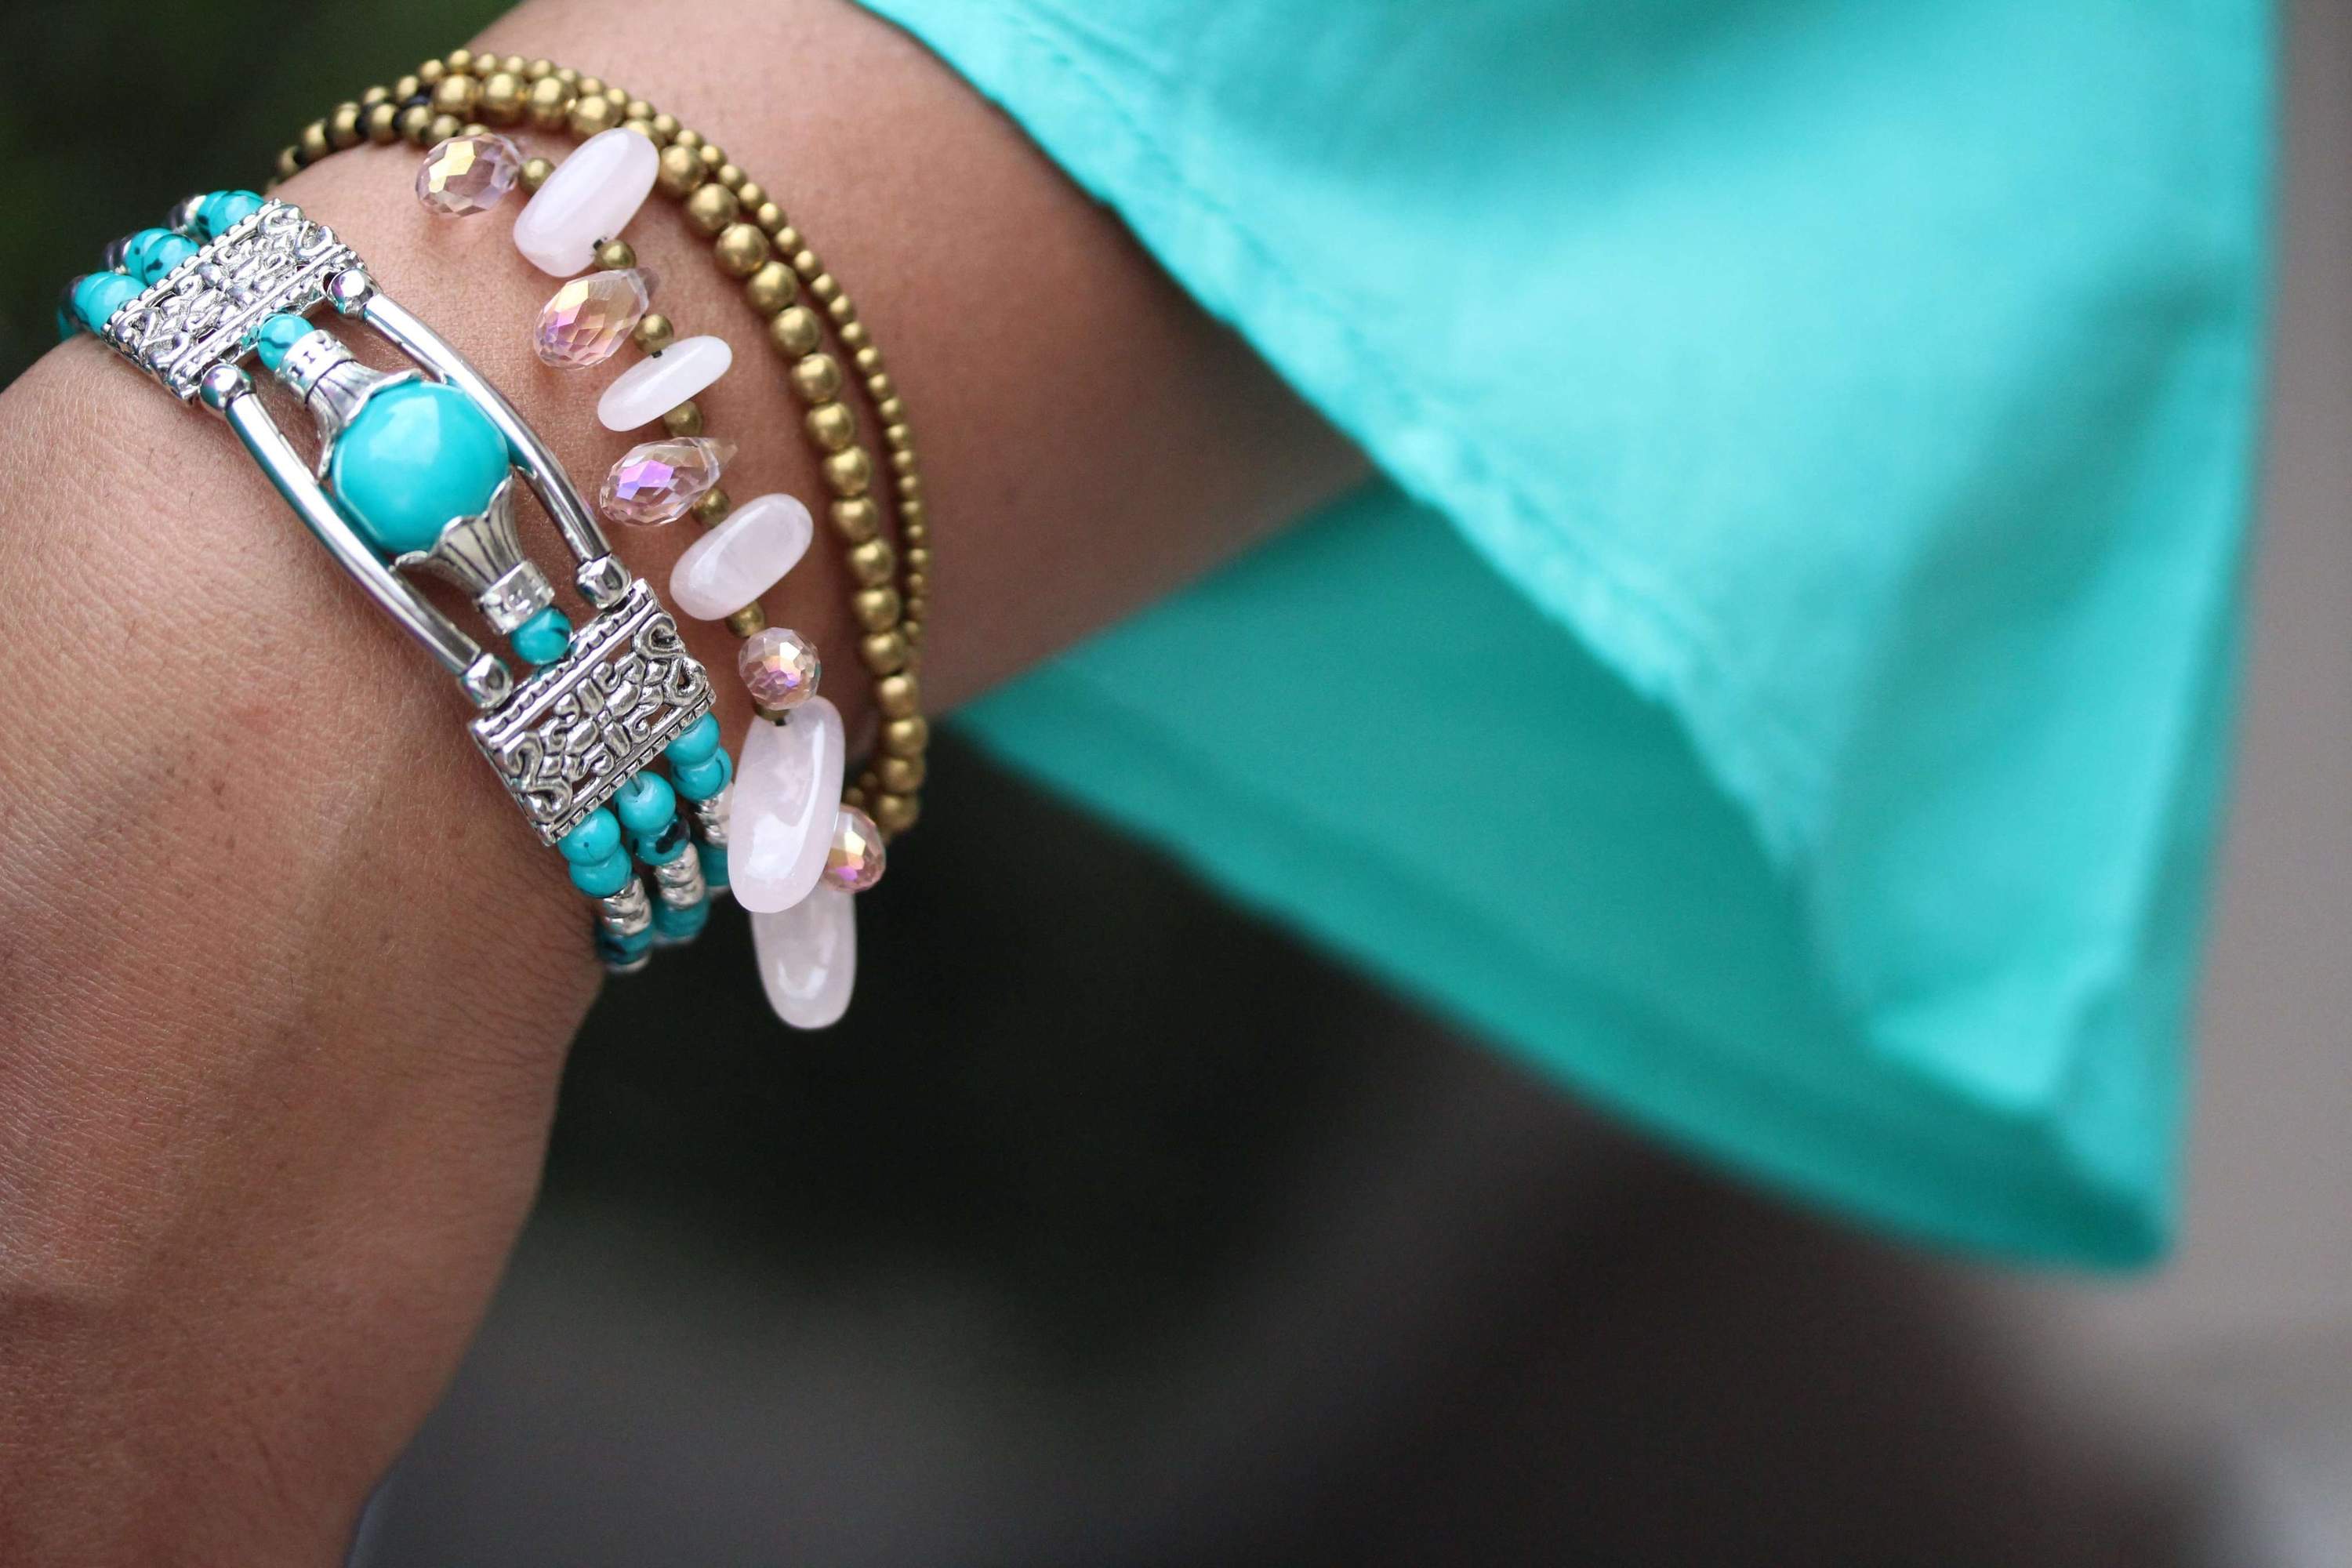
[6, 2, 2347, 1563]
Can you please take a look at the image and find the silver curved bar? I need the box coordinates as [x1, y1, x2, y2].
[209, 368, 514, 710]
[350, 283, 627, 608]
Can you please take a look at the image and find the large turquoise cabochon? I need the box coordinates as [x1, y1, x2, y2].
[327, 380, 510, 557]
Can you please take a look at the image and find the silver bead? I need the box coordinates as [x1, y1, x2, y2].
[687, 782, 729, 848]
[651, 846, 707, 911]
[165, 192, 207, 236]
[596, 877, 653, 936]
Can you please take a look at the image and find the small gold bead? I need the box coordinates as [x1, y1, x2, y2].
[875, 754, 926, 794]
[789, 353, 841, 403]
[299, 118, 332, 161]
[889, 448, 918, 476]
[683, 181, 739, 236]
[274, 145, 301, 180]
[622, 118, 658, 142]
[365, 103, 401, 144]
[852, 586, 903, 632]
[863, 633, 912, 678]
[519, 156, 554, 192]
[697, 142, 726, 169]
[771, 225, 804, 254]
[743, 261, 797, 315]
[460, 122, 489, 140]
[852, 347, 884, 377]
[823, 448, 873, 498]
[824, 296, 855, 327]
[692, 487, 733, 525]
[806, 272, 840, 305]
[631, 313, 673, 354]
[568, 95, 619, 136]
[876, 395, 906, 423]
[768, 306, 822, 358]
[393, 73, 423, 100]
[880, 714, 928, 756]
[903, 595, 930, 622]
[904, 571, 929, 597]
[831, 497, 881, 543]
[735, 180, 766, 210]
[753, 201, 786, 234]
[432, 74, 480, 117]
[847, 537, 896, 586]
[418, 59, 448, 86]
[526, 76, 573, 128]
[524, 58, 553, 80]
[625, 98, 654, 122]
[895, 472, 923, 501]
[671, 127, 701, 151]
[715, 162, 746, 191]
[445, 47, 474, 74]
[841, 784, 869, 814]
[903, 622, 925, 651]
[905, 545, 932, 572]
[874, 673, 921, 719]
[361, 85, 391, 107]
[328, 102, 365, 149]
[593, 238, 636, 270]
[661, 401, 703, 437]
[501, 54, 528, 76]
[839, 321, 871, 351]
[713, 222, 770, 277]
[884, 423, 913, 453]
[872, 792, 920, 835]
[428, 113, 463, 143]
[576, 74, 604, 96]
[724, 603, 768, 637]
[480, 70, 524, 122]
[650, 112, 681, 141]
[789, 247, 821, 277]
[396, 106, 434, 145]
[603, 88, 630, 113]
[655, 142, 705, 198]
[806, 402, 857, 452]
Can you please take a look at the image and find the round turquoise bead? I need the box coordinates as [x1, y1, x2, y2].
[252, 312, 314, 373]
[196, 189, 264, 240]
[73, 272, 140, 335]
[652, 898, 710, 939]
[633, 815, 692, 865]
[612, 773, 677, 837]
[670, 749, 731, 803]
[664, 713, 721, 768]
[327, 380, 511, 557]
[596, 925, 655, 964]
[568, 849, 635, 898]
[558, 808, 621, 866]
[695, 841, 729, 891]
[135, 234, 197, 286]
[121, 229, 174, 282]
[512, 606, 572, 666]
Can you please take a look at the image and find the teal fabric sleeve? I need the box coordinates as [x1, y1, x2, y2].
[851, 0, 2274, 1262]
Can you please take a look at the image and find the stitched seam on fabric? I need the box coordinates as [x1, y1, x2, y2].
[964, 0, 1832, 856]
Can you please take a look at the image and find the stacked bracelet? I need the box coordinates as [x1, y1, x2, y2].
[266, 52, 929, 1028]
[63, 194, 722, 979]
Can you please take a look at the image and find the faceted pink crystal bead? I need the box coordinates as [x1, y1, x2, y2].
[597, 437, 735, 527]
[823, 805, 886, 894]
[415, 134, 523, 216]
[737, 626, 822, 711]
[534, 268, 652, 368]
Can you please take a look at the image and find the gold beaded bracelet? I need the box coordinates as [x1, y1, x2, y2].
[274, 49, 932, 840]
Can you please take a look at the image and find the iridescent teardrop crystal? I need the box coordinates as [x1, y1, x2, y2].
[822, 804, 886, 894]
[737, 626, 822, 711]
[415, 134, 523, 217]
[597, 437, 735, 527]
[533, 267, 653, 368]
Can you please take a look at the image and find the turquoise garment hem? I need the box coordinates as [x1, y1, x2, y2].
[861, 0, 2276, 1262]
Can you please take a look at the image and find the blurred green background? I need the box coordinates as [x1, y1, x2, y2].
[0, 0, 496, 379]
